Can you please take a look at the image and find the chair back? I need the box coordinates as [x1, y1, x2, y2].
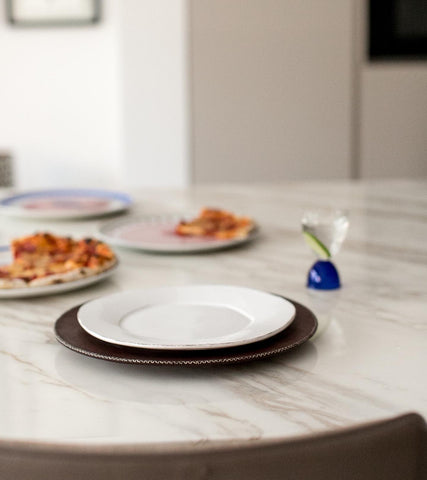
[0, 413, 425, 480]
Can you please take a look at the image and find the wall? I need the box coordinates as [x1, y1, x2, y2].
[0, 0, 123, 189]
[2, 1, 425, 189]
[0, 0, 190, 190]
[360, 66, 427, 179]
[120, 0, 190, 188]
[356, 1, 427, 179]
[190, 0, 354, 183]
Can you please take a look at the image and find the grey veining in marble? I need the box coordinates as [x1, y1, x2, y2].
[0, 179, 426, 444]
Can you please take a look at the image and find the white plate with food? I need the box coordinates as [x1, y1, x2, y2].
[0, 189, 132, 220]
[98, 208, 258, 253]
[77, 285, 296, 350]
[0, 233, 118, 298]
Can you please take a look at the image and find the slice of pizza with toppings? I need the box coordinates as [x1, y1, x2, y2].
[0, 233, 117, 289]
[11, 233, 75, 267]
[174, 208, 254, 240]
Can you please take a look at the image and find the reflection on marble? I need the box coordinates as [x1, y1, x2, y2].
[54, 343, 318, 407]
[0, 179, 426, 444]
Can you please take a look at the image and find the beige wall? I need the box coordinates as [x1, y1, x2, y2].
[190, 0, 354, 183]
[360, 64, 427, 178]
[356, 1, 427, 179]
[190, 0, 427, 183]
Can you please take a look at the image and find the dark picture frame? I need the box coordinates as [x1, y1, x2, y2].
[6, 0, 101, 27]
[369, 0, 427, 60]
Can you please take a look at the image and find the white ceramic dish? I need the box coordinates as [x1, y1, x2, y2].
[98, 215, 258, 253]
[0, 189, 132, 220]
[0, 247, 118, 298]
[77, 285, 296, 350]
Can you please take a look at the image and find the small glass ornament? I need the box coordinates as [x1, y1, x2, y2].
[302, 209, 349, 290]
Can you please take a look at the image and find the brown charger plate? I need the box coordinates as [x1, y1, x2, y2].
[54, 297, 317, 366]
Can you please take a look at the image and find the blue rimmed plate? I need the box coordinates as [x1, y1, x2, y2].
[0, 189, 132, 220]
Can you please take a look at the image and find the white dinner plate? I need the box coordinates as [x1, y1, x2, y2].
[98, 215, 258, 253]
[77, 285, 296, 350]
[0, 189, 132, 220]
[0, 247, 118, 299]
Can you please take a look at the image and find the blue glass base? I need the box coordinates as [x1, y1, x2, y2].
[307, 260, 341, 290]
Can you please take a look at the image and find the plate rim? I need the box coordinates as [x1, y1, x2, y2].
[98, 214, 259, 253]
[76, 285, 296, 351]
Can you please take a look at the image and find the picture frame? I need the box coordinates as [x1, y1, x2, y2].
[6, 0, 101, 27]
[369, 0, 427, 60]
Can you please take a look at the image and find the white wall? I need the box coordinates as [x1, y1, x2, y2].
[0, 0, 123, 189]
[0, 0, 190, 190]
[120, 0, 190, 188]
[190, 0, 354, 183]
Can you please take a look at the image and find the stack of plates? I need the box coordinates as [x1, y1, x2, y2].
[55, 285, 317, 365]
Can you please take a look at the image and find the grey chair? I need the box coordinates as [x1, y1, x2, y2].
[0, 152, 13, 187]
[0, 412, 425, 480]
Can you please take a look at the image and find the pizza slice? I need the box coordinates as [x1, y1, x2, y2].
[174, 208, 254, 240]
[0, 233, 117, 289]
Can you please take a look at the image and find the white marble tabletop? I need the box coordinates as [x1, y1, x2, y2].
[0, 179, 426, 445]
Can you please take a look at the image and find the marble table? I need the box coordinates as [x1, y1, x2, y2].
[0, 179, 426, 445]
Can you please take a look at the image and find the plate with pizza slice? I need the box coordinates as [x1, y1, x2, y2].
[0, 233, 118, 298]
[0, 189, 132, 220]
[98, 208, 259, 253]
